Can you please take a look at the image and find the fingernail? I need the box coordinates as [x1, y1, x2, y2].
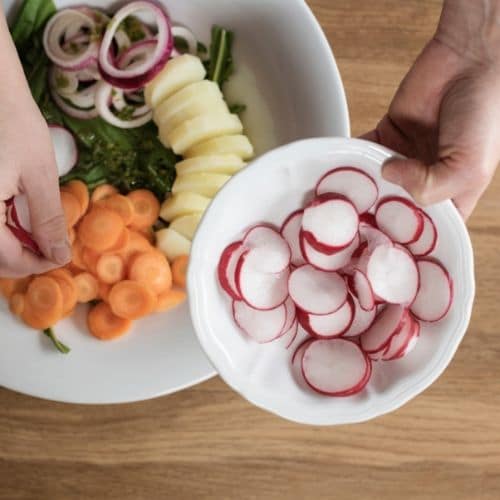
[51, 241, 71, 265]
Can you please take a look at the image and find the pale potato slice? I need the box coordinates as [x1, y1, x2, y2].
[172, 173, 231, 198]
[153, 80, 223, 126]
[184, 134, 255, 160]
[145, 55, 206, 108]
[160, 192, 211, 222]
[175, 155, 245, 176]
[161, 113, 243, 155]
[156, 228, 191, 261]
[169, 212, 203, 240]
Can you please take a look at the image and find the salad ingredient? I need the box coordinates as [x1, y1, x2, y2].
[96, 255, 126, 285]
[47, 269, 78, 315]
[9, 293, 26, 317]
[207, 26, 234, 87]
[78, 207, 125, 252]
[407, 211, 438, 256]
[128, 251, 172, 294]
[156, 227, 191, 261]
[171, 255, 189, 289]
[74, 272, 99, 302]
[348, 270, 375, 311]
[43, 327, 70, 354]
[155, 287, 187, 313]
[381, 316, 420, 361]
[97, 194, 135, 225]
[23, 276, 64, 329]
[90, 184, 118, 203]
[343, 295, 377, 337]
[127, 189, 161, 229]
[184, 135, 254, 160]
[108, 280, 157, 320]
[175, 154, 245, 176]
[62, 180, 90, 214]
[160, 192, 211, 221]
[169, 213, 203, 240]
[60, 190, 82, 227]
[280, 210, 306, 267]
[410, 259, 453, 322]
[217, 241, 245, 300]
[87, 302, 132, 340]
[172, 172, 231, 197]
[172, 26, 198, 56]
[48, 125, 78, 176]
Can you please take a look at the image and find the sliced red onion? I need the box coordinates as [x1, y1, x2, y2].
[50, 86, 99, 120]
[111, 88, 150, 117]
[172, 26, 198, 55]
[114, 29, 132, 54]
[95, 81, 152, 128]
[98, 1, 173, 89]
[43, 9, 99, 70]
[75, 64, 101, 82]
[116, 39, 157, 69]
[50, 66, 79, 96]
[66, 82, 99, 109]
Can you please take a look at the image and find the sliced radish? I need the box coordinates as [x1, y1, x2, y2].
[359, 212, 376, 227]
[359, 223, 392, 251]
[280, 210, 306, 267]
[298, 295, 354, 339]
[232, 300, 287, 344]
[348, 270, 375, 312]
[288, 264, 347, 315]
[407, 211, 438, 257]
[375, 196, 424, 244]
[281, 296, 297, 336]
[236, 253, 290, 310]
[302, 194, 359, 254]
[344, 294, 377, 337]
[411, 258, 453, 322]
[302, 339, 372, 396]
[315, 167, 379, 213]
[48, 124, 78, 176]
[360, 304, 408, 353]
[367, 245, 419, 305]
[301, 232, 360, 272]
[383, 317, 420, 360]
[291, 338, 315, 389]
[279, 318, 299, 349]
[218, 241, 245, 300]
[242, 225, 291, 273]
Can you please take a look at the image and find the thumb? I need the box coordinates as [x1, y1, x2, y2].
[22, 165, 71, 266]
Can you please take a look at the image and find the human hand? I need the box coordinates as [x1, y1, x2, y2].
[0, 11, 70, 278]
[363, 0, 500, 219]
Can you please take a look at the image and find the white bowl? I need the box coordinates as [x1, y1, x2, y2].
[188, 138, 475, 425]
[0, 0, 349, 403]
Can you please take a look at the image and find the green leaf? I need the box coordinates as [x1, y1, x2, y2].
[207, 26, 235, 87]
[43, 328, 70, 354]
[11, 0, 55, 46]
[229, 103, 246, 115]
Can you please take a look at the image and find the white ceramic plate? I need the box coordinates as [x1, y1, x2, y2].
[0, 0, 349, 403]
[189, 138, 475, 425]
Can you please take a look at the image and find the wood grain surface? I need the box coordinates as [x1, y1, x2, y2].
[2, 1, 500, 499]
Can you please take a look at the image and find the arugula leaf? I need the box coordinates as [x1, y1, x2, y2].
[229, 103, 247, 115]
[207, 26, 234, 87]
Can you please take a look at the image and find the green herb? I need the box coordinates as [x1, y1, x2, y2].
[207, 26, 234, 87]
[174, 36, 189, 53]
[197, 41, 208, 55]
[229, 103, 246, 115]
[43, 328, 71, 354]
[115, 105, 136, 121]
[55, 73, 69, 89]
[119, 15, 146, 43]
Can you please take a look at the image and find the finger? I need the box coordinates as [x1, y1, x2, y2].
[359, 129, 380, 142]
[453, 191, 480, 221]
[21, 162, 71, 266]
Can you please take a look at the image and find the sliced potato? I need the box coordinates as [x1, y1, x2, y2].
[161, 113, 243, 155]
[175, 155, 245, 176]
[170, 212, 203, 240]
[153, 80, 223, 126]
[145, 54, 206, 108]
[184, 134, 255, 160]
[156, 228, 191, 262]
[160, 192, 211, 222]
[172, 172, 231, 198]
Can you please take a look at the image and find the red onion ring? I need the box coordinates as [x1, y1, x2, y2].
[172, 26, 198, 55]
[116, 39, 157, 69]
[50, 85, 99, 120]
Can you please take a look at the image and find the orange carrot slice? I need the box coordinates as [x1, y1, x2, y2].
[71, 239, 87, 271]
[82, 246, 100, 275]
[128, 251, 172, 294]
[87, 302, 132, 340]
[9, 293, 25, 316]
[74, 272, 99, 303]
[96, 254, 125, 285]
[99, 194, 135, 226]
[90, 184, 118, 204]
[46, 268, 78, 315]
[119, 230, 152, 263]
[0, 277, 31, 299]
[23, 276, 63, 328]
[108, 280, 157, 320]
[68, 227, 76, 245]
[139, 227, 155, 244]
[78, 207, 125, 252]
[63, 180, 89, 215]
[61, 190, 82, 227]
[127, 190, 160, 230]
[98, 282, 111, 302]
[171, 255, 189, 289]
[155, 288, 187, 313]
[104, 228, 130, 255]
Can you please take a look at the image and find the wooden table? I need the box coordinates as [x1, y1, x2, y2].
[2, 1, 499, 498]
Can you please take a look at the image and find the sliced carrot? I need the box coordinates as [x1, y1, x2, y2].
[88, 302, 132, 340]
[63, 180, 89, 215]
[82, 246, 100, 275]
[9, 293, 25, 316]
[78, 207, 125, 252]
[128, 251, 172, 294]
[74, 272, 99, 303]
[139, 227, 155, 244]
[46, 268, 78, 315]
[68, 227, 76, 245]
[65, 262, 82, 275]
[91, 184, 118, 204]
[155, 288, 187, 313]
[127, 190, 160, 230]
[96, 254, 125, 285]
[71, 240, 87, 271]
[104, 228, 130, 255]
[0, 277, 31, 299]
[98, 282, 111, 302]
[61, 190, 83, 227]
[171, 255, 189, 289]
[108, 280, 157, 320]
[23, 276, 64, 328]
[99, 194, 135, 226]
[119, 230, 152, 263]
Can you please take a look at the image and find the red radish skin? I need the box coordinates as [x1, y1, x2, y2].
[280, 297, 297, 336]
[288, 264, 347, 315]
[301, 339, 372, 396]
[298, 295, 355, 339]
[302, 194, 359, 254]
[348, 270, 375, 311]
[375, 196, 424, 244]
[385, 319, 421, 360]
[218, 241, 245, 300]
[359, 213, 376, 227]
[315, 167, 379, 214]
[344, 294, 377, 337]
[281, 319, 299, 349]
[291, 338, 315, 390]
[407, 211, 438, 257]
[411, 258, 453, 322]
[232, 300, 287, 344]
[380, 315, 416, 360]
[280, 210, 306, 267]
[359, 223, 393, 251]
[235, 253, 290, 311]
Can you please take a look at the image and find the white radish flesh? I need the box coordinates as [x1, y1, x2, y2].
[218, 241, 245, 300]
[302, 339, 371, 396]
[288, 265, 347, 315]
[315, 167, 379, 213]
[343, 294, 377, 337]
[281, 296, 297, 336]
[407, 211, 438, 257]
[375, 197, 424, 244]
[280, 210, 306, 267]
[367, 245, 419, 305]
[348, 270, 375, 311]
[359, 223, 392, 251]
[291, 338, 314, 389]
[411, 259, 453, 322]
[49, 125, 78, 176]
[383, 318, 420, 360]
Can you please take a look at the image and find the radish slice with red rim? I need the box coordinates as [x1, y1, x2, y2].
[375, 196, 424, 244]
[360, 304, 408, 353]
[348, 270, 375, 311]
[315, 167, 379, 213]
[411, 258, 453, 322]
[301, 232, 360, 272]
[298, 295, 354, 339]
[218, 241, 245, 300]
[280, 210, 306, 267]
[343, 294, 377, 337]
[302, 194, 359, 254]
[288, 264, 347, 315]
[359, 223, 392, 251]
[232, 301, 287, 344]
[280, 297, 297, 336]
[291, 338, 315, 389]
[236, 254, 290, 310]
[302, 339, 372, 396]
[48, 125, 78, 176]
[407, 211, 438, 257]
[367, 245, 419, 305]
[383, 317, 420, 360]
[359, 212, 376, 227]
[243, 225, 291, 273]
